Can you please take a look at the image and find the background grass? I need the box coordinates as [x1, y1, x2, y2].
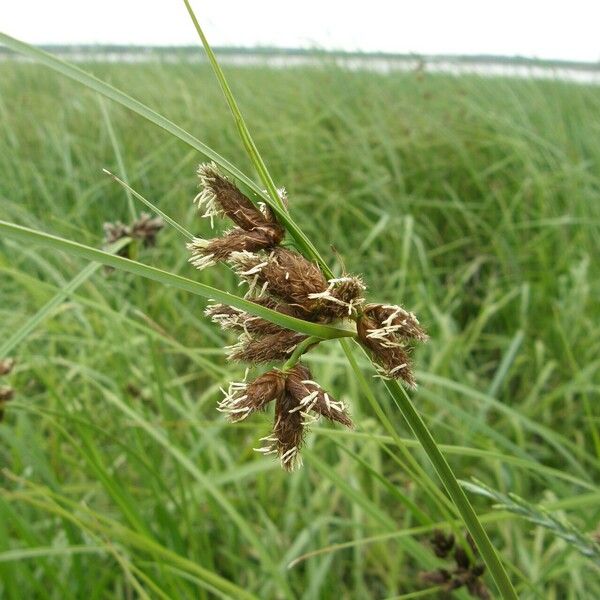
[1, 59, 599, 598]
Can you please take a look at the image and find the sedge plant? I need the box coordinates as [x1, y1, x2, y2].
[0, 6, 521, 597]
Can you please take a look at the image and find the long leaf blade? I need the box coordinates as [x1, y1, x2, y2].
[0, 33, 329, 272]
[0, 220, 353, 340]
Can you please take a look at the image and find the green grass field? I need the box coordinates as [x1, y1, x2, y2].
[1, 56, 599, 599]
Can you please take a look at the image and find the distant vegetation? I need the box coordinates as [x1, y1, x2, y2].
[1, 44, 599, 71]
[0, 55, 599, 599]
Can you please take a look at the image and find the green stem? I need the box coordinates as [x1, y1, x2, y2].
[383, 379, 518, 600]
[103, 170, 194, 240]
[282, 336, 321, 370]
[180, 1, 334, 277]
[178, 8, 517, 597]
[182, 0, 284, 214]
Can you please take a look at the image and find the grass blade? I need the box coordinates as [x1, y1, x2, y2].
[99, 98, 136, 221]
[176, 10, 517, 596]
[0, 32, 330, 273]
[179, 2, 333, 276]
[0, 220, 353, 340]
[181, 0, 284, 214]
[102, 170, 194, 239]
[383, 377, 518, 600]
[0, 238, 129, 358]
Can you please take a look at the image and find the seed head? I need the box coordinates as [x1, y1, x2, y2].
[205, 299, 309, 336]
[230, 248, 364, 319]
[0, 387, 14, 402]
[363, 303, 428, 342]
[187, 237, 216, 270]
[220, 363, 352, 471]
[103, 221, 130, 250]
[269, 390, 306, 470]
[129, 212, 164, 247]
[218, 369, 286, 422]
[307, 275, 366, 318]
[431, 530, 455, 558]
[0, 358, 15, 376]
[226, 330, 307, 363]
[357, 303, 427, 387]
[285, 363, 353, 428]
[187, 226, 284, 270]
[258, 363, 352, 471]
[420, 531, 489, 599]
[255, 364, 353, 471]
[103, 213, 164, 256]
[230, 247, 327, 308]
[195, 163, 283, 235]
[419, 569, 452, 586]
[357, 311, 416, 387]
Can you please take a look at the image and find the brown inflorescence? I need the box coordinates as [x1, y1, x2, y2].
[0, 358, 15, 376]
[431, 530, 455, 558]
[357, 303, 428, 387]
[229, 248, 365, 319]
[103, 212, 164, 258]
[419, 531, 490, 599]
[218, 368, 286, 423]
[221, 363, 353, 471]
[226, 330, 308, 364]
[187, 162, 284, 269]
[0, 358, 15, 423]
[205, 299, 309, 336]
[129, 213, 165, 247]
[187, 163, 427, 470]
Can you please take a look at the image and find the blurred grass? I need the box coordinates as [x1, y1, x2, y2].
[0, 59, 599, 598]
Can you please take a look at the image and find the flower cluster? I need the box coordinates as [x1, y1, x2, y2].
[420, 531, 490, 599]
[219, 364, 352, 471]
[187, 162, 285, 270]
[188, 163, 427, 469]
[103, 212, 164, 257]
[0, 357, 15, 423]
[357, 303, 428, 387]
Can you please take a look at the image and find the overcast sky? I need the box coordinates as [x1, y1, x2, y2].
[2, 1, 599, 62]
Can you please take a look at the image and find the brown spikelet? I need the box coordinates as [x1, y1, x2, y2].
[356, 302, 428, 386]
[230, 247, 328, 308]
[196, 163, 283, 233]
[285, 363, 353, 428]
[363, 303, 428, 342]
[103, 221, 131, 256]
[0, 358, 15, 376]
[307, 275, 366, 319]
[271, 390, 306, 471]
[467, 577, 491, 600]
[419, 569, 452, 586]
[227, 330, 307, 363]
[129, 212, 164, 247]
[218, 369, 285, 422]
[431, 530, 455, 558]
[188, 226, 284, 271]
[103, 213, 164, 258]
[0, 387, 14, 402]
[250, 295, 314, 321]
[230, 248, 365, 319]
[222, 363, 353, 471]
[0, 386, 14, 423]
[206, 300, 309, 336]
[357, 312, 416, 386]
[420, 531, 490, 599]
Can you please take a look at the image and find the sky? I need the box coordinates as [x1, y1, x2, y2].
[1, 0, 599, 62]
